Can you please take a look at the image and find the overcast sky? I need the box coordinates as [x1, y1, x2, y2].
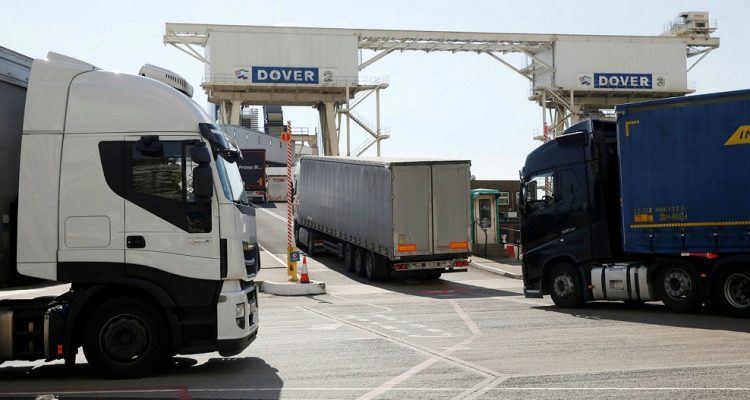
[3, 1, 748, 179]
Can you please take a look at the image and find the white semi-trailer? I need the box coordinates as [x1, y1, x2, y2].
[294, 156, 471, 281]
[0, 48, 259, 378]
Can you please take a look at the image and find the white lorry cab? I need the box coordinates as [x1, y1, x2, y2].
[0, 51, 259, 378]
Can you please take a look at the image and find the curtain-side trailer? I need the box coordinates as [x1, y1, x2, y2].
[294, 156, 471, 281]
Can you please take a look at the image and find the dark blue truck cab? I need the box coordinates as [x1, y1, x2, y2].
[520, 89, 750, 316]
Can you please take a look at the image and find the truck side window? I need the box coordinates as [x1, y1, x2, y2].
[132, 142, 184, 201]
[525, 171, 555, 213]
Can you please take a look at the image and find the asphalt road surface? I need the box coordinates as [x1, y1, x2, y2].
[1, 202, 749, 399]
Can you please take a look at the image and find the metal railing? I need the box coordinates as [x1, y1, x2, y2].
[203, 73, 389, 87]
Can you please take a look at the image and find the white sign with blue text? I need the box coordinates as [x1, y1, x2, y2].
[234, 66, 341, 86]
[577, 73, 667, 90]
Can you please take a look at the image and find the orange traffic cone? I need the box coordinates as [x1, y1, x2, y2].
[299, 256, 310, 284]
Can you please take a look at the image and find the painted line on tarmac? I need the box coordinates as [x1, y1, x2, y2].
[495, 295, 550, 307]
[355, 300, 499, 400]
[326, 292, 393, 312]
[258, 243, 287, 267]
[452, 376, 509, 400]
[254, 205, 287, 222]
[303, 306, 500, 380]
[451, 299, 481, 335]
[5, 386, 750, 398]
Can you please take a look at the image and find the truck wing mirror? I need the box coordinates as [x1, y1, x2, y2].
[191, 143, 211, 164]
[192, 164, 213, 204]
[136, 135, 163, 157]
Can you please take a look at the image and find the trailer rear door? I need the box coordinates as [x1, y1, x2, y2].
[431, 163, 471, 255]
[392, 164, 432, 257]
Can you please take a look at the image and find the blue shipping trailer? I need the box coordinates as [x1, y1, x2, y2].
[617, 89, 750, 254]
[521, 89, 750, 315]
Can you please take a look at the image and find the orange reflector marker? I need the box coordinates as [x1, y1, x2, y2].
[449, 241, 468, 250]
[700, 272, 708, 279]
[57, 344, 63, 356]
[397, 244, 417, 252]
[587, 284, 593, 289]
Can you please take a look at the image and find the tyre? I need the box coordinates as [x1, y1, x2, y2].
[713, 264, 750, 317]
[343, 243, 356, 272]
[354, 247, 365, 277]
[547, 262, 585, 308]
[655, 263, 702, 313]
[83, 297, 169, 379]
[364, 251, 389, 281]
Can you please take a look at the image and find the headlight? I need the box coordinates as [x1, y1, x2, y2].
[235, 303, 246, 319]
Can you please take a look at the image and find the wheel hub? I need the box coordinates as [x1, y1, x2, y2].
[553, 273, 574, 298]
[664, 269, 692, 300]
[724, 273, 750, 309]
[101, 315, 150, 363]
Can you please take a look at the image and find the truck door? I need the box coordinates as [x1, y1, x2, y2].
[554, 166, 591, 259]
[392, 165, 432, 257]
[124, 136, 220, 280]
[58, 135, 126, 265]
[520, 171, 558, 255]
[432, 163, 471, 255]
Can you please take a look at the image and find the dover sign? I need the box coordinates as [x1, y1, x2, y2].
[577, 73, 667, 90]
[234, 66, 319, 84]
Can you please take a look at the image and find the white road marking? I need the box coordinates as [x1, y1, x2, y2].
[451, 299, 482, 335]
[310, 324, 342, 330]
[254, 206, 288, 222]
[425, 328, 444, 333]
[326, 292, 393, 312]
[356, 300, 494, 400]
[4, 387, 749, 397]
[258, 243, 287, 267]
[455, 376, 509, 400]
[495, 295, 549, 306]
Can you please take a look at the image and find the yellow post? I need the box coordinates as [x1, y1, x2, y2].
[287, 246, 298, 282]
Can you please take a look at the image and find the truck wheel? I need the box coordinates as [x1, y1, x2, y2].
[354, 247, 366, 277]
[364, 251, 388, 281]
[713, 264, 750, 317]
[343, 243, 356, 272]
[83, 297, 169, 379]
[655, 263, 701, 313]
[548, 262, 585, 308]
